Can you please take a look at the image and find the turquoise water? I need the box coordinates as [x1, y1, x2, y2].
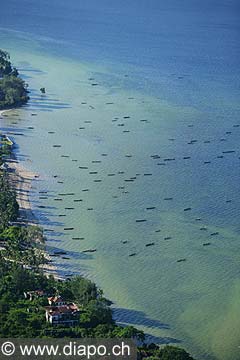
[1, 1, 240, 359]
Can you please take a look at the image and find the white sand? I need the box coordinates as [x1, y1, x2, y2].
[7, 160, 38, 224]
[0, 109, 11, 117]
[1, 109, 59, 277]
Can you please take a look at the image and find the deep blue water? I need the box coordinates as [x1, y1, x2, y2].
[1, 2, 240, 359]
[1, 0, 240, 107]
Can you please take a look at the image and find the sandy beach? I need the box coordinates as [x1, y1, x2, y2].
[8, 160, 60, 277]
[7, 160, 38, 224]
[1, 109, 36, 224]
[1, 108, 59, 278]
[0, 109, 11, 117]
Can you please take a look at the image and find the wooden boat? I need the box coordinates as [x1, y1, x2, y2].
[145, 242, 155, 247]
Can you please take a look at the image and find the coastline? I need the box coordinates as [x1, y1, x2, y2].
[1, 109, 36, 224]
[8, 159, 38, 225]
[0, 109, 10, 116]
[1, 108, 60, 279]
[10, 160, 60, 277]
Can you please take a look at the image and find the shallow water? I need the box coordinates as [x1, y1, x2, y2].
[1, 1, 240, 359]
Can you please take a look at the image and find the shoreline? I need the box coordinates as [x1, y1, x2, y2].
[0, 109, 10, 117]
[0, 107, 19, 116]
[9, 161, 61, 278]
[1, 109, 36, 225]
[1, 108, 60, 279]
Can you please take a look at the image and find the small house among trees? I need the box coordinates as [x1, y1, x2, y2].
[45, 300, 80, 326]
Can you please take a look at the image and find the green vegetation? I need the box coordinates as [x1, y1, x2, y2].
[0, 173, 19, 228]
[0, 254, 143, 339]
[0, 135, 12, 166]
[0, 49, 29, 109]
[0, 165, 196, 359]
[0, 50, 195, 360]
[0, 145, 10, 166]
[138, 344, 195, 360]
[0, 168, 196, 360]
[0, 225, 45, 266]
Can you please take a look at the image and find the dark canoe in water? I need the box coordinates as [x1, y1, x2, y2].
[82, 249, 97, 253]
[54, 251, 67, 255]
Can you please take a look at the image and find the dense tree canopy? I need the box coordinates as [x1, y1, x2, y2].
[139, 345, 195, 360]
[0, 49, 12, 76]
[0, 75, 29, 109]
[0, 49, 29, 109]
[0, 173, 19, 228]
